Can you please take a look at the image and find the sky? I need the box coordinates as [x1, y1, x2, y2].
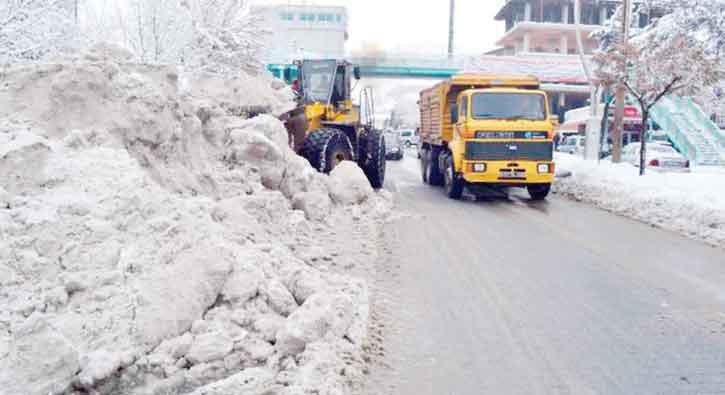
[251, 0, 508, 56]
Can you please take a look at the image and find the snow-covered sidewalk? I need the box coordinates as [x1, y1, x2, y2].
[554, 153, 725, 247]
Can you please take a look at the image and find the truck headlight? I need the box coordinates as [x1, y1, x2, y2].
[473, 163, 487, 173]
[392, 147, 399, 152]
[537, 163, 551, 173]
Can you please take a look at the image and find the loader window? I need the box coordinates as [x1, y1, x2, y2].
[472, 93, 547, 121]
[301, 60, 337, 103]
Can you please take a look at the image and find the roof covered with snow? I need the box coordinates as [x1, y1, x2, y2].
[464, 54, 590, 85]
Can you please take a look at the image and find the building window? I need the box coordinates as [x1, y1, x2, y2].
[543, 4, 561, 23]
[581, 4, 597, 24]
[316, 13, 336, 23]
[318, 13, 329, 22]
[639, 12, 650, 28]
[280, 12, 294, 21]
[300, 13, 315, 22]
[336, 14, 343, 23]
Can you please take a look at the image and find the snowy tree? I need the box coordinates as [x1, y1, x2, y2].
[0, 0, 78, 63]
[122, 0, 193, 64]
[592, 0, 724, 175]
[182, 0, 268, 74]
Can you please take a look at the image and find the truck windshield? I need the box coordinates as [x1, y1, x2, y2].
[471, 93, 547, 121]
[301, 60, 337, 103]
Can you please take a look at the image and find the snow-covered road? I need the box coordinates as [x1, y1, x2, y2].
[363, 151, 725, 394]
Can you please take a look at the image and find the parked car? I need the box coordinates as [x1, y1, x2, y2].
[384, 130, 404, 160]
[557, 135, 584, 155]
[397, 128, 419, 147]
[622, 142, 691, 172]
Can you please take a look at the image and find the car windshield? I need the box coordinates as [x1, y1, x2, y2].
[301, 60, 336, 103]
[471, 93, 547, 120]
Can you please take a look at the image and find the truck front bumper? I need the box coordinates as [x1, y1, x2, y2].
[461, 160, 555, 185]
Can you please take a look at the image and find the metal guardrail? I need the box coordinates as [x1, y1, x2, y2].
[650, 99, 699, 163]
[685, 97, 725, 151]
[651, 96, 725, 165]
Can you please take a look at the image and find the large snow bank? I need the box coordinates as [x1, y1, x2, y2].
[554, 153, 725, 247]
[0, 45, 390, 394]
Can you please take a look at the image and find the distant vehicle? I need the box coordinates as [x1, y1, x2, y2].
[622, 143, 690, 172]
[558, 135, 584, 155]
[397, 129, 419, 147]
[385, 130, 404, 160]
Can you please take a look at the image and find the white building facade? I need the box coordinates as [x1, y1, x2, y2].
[253, 4, 348, 64]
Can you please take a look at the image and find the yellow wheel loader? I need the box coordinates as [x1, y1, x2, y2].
[281, 59, 386, 188]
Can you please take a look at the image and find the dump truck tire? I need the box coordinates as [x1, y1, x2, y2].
[358, 129, 386, 189]
[302, 128, 354, 173]
[527, 184, 551, 201]
[426, 146, 444, 186]
[444, 155, 464, 200]
[420, 147, 429, 183]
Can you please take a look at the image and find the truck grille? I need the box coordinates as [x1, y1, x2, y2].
[465, 141, 553, 161]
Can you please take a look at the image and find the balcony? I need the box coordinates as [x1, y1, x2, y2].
[496, 0, 613, 32]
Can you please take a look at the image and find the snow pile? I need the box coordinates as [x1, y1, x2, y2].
[554, 154, 725, 247]
[0, 47, 390, 395]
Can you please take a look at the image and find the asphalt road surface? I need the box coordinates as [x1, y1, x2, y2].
[364, 151, 725, 395]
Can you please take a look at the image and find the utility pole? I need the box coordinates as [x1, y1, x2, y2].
[575, 0, 601, 161]
[448, 0, 455, 59]
[611, 0, 631, 163]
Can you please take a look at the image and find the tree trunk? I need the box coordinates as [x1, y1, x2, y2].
[612, 85, 625, 163]
[639, 111, 649, 176]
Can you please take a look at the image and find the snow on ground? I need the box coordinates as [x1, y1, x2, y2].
[554, 153, 725, 248]
[0, 44, 391, 395]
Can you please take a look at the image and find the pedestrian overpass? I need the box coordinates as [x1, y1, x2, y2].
[267, 56, 465, 80]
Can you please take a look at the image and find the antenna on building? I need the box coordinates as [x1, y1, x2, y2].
[448, 0, 455, 59]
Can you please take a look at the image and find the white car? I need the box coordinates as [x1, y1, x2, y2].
[622, 143, 691, 172]
[397, 129, 419, 147]
[558, 135, 584, 155]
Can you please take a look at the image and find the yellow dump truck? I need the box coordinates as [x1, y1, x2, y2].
[418, 74, 556, 200]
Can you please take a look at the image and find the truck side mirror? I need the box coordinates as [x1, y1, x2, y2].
[283, 67, 293, 83]
[450, 104, 459, 124]
[353, 66, 361, 80]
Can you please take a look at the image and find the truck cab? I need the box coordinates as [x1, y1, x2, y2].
[419, 75, 556, 200]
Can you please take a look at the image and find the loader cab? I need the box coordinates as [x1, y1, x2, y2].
[296, 59, 360, 108]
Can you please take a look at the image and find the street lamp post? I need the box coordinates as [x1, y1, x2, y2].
[448, 0, 455, 60]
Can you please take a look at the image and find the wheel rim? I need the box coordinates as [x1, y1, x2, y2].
[331, 150, 347, 167]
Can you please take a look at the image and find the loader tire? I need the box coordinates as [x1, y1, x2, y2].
[358, 129, 386, 189]
[302, 128, 354, 173]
